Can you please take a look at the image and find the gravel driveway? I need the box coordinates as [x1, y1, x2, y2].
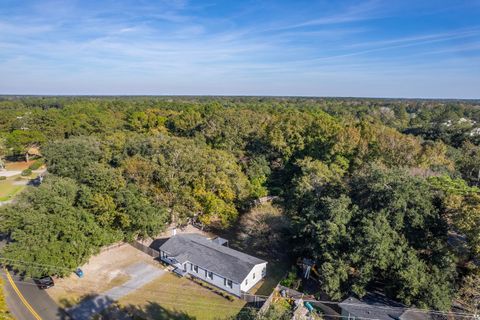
[67, 263, 165, 320]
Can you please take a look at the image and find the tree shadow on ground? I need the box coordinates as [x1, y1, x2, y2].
[121, 301, 196, 320]
[58, 295, 196, 320]
[57, 294, 120, 320]
[59, 294, 116, 320]
[233, 304, 261, 320]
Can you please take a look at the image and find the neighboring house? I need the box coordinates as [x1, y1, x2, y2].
[159, 233, 267, 297]
[339, 293, 430, 320]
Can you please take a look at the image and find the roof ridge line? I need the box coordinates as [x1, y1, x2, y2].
[189, 238, 252, 264]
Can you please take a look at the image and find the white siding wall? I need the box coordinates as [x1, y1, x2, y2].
[186, 262, 241, 296]
[240, 262, 267, 292]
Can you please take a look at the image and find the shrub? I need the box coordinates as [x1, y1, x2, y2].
[29, 159, 45, 170]
[0, 176, 6, 181]
[21, 169, 32, 176]
[280, 266, 301, 289]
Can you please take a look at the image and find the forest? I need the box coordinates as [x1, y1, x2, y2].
[0, 96, 479, 313]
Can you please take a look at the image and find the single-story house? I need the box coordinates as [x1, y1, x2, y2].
[159, 233, 267, 297]
[339, 293, 430, 320]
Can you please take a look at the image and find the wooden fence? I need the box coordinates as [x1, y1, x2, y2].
[129, 241, 160, 258]
[257, 284, 280, 315]
[241, 292, 267, 307]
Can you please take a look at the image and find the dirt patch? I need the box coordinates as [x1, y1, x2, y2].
[67, 263, 165, 320]
[4, 161, 35, 171]
[47, 244, 161, 308]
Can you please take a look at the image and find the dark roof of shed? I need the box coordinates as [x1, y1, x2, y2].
[339, 293, 430, 320]
[159, 233, 266, 283]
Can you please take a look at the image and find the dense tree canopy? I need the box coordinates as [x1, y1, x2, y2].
[0, 96, 479, 311]
[290, 165, 455, 309]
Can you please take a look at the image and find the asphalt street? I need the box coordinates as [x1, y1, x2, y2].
[2, 270, 63, 320]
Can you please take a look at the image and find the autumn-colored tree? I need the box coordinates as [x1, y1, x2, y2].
[456, 271, 480, 316]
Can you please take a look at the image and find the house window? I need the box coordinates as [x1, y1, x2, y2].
[183, 264, 187, 272]
[227, 280, 233, 288]
[262, 267, 266, 277]
[194, 265, 198, 273]
[245, 279, 248, 286]
[208, 271, 213, 280]
[190, 263, 193, 271]
[253, 273, 255, 279]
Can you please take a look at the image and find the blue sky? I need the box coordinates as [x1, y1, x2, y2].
[0, 0, 479, 98]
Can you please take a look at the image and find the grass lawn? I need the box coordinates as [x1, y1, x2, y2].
[119, 273, 246, 320]
[254, 261, 290, 296]
[0, 178, 25, 201]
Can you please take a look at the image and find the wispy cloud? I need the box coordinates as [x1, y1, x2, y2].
[0, 0, 479, 98]
[271, 0, 384, 31]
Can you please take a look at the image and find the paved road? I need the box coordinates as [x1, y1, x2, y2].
[0, 170, 22, 177]
[68, 263, 165, 320]
[2, 271, 63, 320]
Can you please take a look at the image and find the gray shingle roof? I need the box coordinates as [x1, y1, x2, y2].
[339, 293, 430, 320]
[159, 233, 267, 283]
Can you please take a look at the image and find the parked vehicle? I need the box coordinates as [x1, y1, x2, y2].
[35, 276, 54, 289]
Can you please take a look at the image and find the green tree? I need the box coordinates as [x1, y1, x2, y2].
[245, 156, 271, 199]
[128, 109, 168, 133]
[429, 176, 480, 258]
[458, 142, 480, 186]
[6, 129, 46, 161]
[0, 176, 112, 277]
[291, 165, 455, 310]
[43, 137, 103, 180]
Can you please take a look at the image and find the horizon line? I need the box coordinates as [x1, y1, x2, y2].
[0, 94, 479, 101]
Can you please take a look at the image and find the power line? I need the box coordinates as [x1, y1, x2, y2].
[1, 258, 478, 319]
[8, 275, 477, 319]
[5, 276, 477, 320]
[4, 258, 476, 318]
[6, 278, 241, 310]
[3, 261, 241, 296]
